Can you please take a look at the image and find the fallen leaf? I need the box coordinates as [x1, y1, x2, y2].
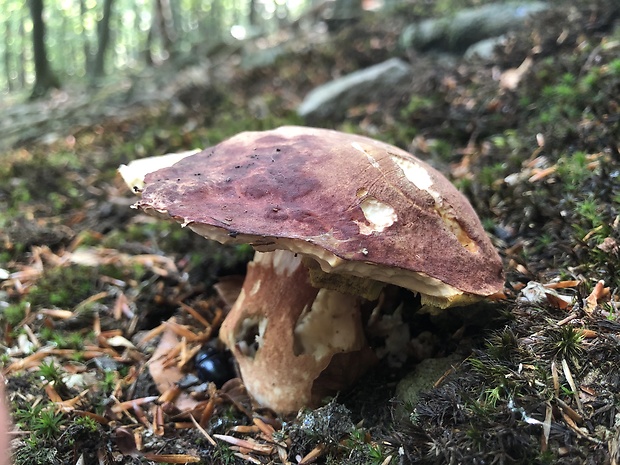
[584, 280, 607, 316]
[149, 321, 199, 412]
[500, 56, 533, 90]
[518, 281, 573, 309]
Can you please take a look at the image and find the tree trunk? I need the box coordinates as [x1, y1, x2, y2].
[132, 1, 141, 64]
[92, 0, 114, 79]
[249, 0, 257, 27]
[209, 0, 223, 41]
[3, 20, 13, 92]
[276, 1, 290, 28]
[80, 0, 92, 76]
[192, 0, 205, 40]
[143, 20, 155, 66]
[18, 10, 26, 88]
[169, 0, 182, 44]
[29, 0, 60, 99]
[59, 12, 68, 73]
[154, 0, 176, 60]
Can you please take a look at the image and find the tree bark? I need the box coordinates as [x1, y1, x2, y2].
[249, 0, 258, 27]
[210, 0, 223, 41]
[276, 2, 290, 28]
[80, 0, 92, 75]
[29, 0, 60, 99]
[18, 11, 26, 88]
[191, 0, 205, 39]
[59, 12, 68, 73]
[154, 0, 176, 60]
[92, 0, 114, 79]
[143, 20, 155, 66]
[3, 20, 13, 92]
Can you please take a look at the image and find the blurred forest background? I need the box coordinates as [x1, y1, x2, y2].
[1, 0, 392, 98]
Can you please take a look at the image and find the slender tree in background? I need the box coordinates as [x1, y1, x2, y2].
[3, 20, 13, 92]
[80, 0, 93, 75]
[154, 0, 177, 60]
[92, 0, 115, 79]
[143, 22, 155, 66]
[29, 0, 61, 99]
[143, 0, 179, 66]
[249, 0, 258, 27]
[18, 12, 26, 88]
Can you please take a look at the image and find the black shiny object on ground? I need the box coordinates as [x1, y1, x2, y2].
[194, 346, 235, 388]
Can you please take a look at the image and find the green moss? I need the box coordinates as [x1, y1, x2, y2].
[548, 326, 585, 362]
[209, 109, 302, 143]
[484, 328, 520, 363]
[480, 162, 507, 187]
[401, 94, 436, 116]
[339, 428, 388, 465]
[481, 386, 503, 409]
[98, 262, 147, 282]
[555, 151, 592, 189]
[212, 443, 236, 464]
[39, 327, 88, 350]
[575, 196, 605, 229]
[36, 360, 65, 386]
[426, 138, 455, 161]
[2, 301, 28, 326]
[28, 265, 101, 309]
[0, 151, 88, 216]
[536, 233, 554, 249]
[13, 437, 60, 465]
[101, 371, 118, 395]
[14, 402, 66, 440]
[468, 357, 512, 388]
[72, 416, 99, 433]
[103, 220, 199, 254]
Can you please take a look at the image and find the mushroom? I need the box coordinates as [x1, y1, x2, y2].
[122, 126, 504, 414]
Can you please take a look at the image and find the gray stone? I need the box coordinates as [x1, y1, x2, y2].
[394, 353, 464, 421]
[400, 2, 549, 54]
[464, 35, 507, 60]
[297, 58, 412, 122]
[241, 45, 287, 71]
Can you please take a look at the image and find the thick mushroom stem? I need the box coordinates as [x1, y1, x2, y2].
[219, 250, 374, 414]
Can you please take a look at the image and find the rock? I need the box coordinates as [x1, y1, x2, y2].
[400, 2, 549, 54]
[394, 353, 464, 421]
[297, 57, 412, 122]
[241, 44, 287, 70]
[464, 35, 507, 60]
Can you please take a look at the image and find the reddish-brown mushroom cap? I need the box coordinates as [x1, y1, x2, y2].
[136, 126, 504, 305]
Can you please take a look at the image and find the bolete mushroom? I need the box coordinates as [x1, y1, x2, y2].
[121, 126, 504, 414]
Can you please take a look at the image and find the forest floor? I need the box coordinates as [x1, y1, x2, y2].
[2, 0, 620, 464]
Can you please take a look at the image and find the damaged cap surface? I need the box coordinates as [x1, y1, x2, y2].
[136, 126, 504, 305]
